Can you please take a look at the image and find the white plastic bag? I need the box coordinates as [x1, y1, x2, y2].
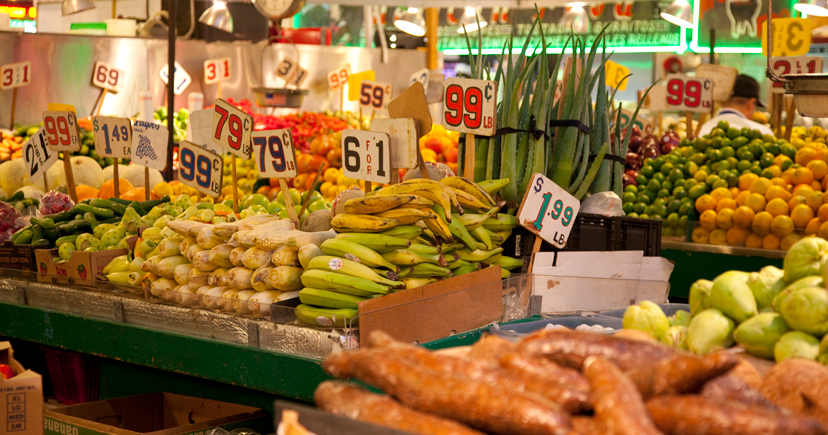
[580, 191, 624, 217]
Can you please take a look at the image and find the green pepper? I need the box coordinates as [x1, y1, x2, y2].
[30, 217, 55, 229]
[14, 230, 33, 245]
[83, 212, 99, 229]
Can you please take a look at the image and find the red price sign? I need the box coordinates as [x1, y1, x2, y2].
[359, 81, 393, 109]
[252, 129, 297, 179]
[204, 57, 231, 85]
[327, 64, 351, 89]
[341, 129, 391, 184]
[212, 98, 253, 159]
[516, 173, 581, 248]
[41, 111, 81, 152]
[442, 77, 497, 136]
[178, 141, 223, 197]
[664, 74, 713, 113]
[0, 61, 31, 90]
[771, 57, 823, 94]
[91, 61, 126, 93]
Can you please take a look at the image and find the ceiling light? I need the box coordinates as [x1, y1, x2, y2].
[660, 0, 694, 27]
[560, 5, 589, 33]
[62, 0, 95, 16]
[394, 7, 425, 36]
[458, 6, 487, 34]
[199, 1, 233, 33]
[795, 0, 828, 16]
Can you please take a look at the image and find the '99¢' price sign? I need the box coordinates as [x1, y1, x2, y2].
[41, 111, 81, 152]
[442, 77, 497, 136]
[253, 129, 297, 179]
[516, 173, 580, 248]
[178, 141, 222, 197]
[341, 129, 391, 184]
[213, 98, 253, 159]
[664, 74, 713, 113]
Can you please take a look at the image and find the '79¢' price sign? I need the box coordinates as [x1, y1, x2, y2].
[213, 98, 253, 159]
[664, 74, 713, 113]
[178, 140, 223, 197]
[442, 78, 497, 136]
[341, 129, 391, 184]
[252, 129, 297, 179]
[516, 173, 580, 248]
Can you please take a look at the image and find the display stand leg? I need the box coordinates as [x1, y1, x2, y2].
[527, 236, 543, 274]
[340, 87, 344, 112]
[113, 161, 120, 199]
[464, 133, 475, 181]
[364, 181, 372, 193]
[96, 89, 108, 116]
[278, 178, 300, 229]
[9, 88, 17, 129]
[785, 97, 797, 142]
[657, 112, 663, 136]
[63, 153, 77, 203]
[144, 167, 150, 201]
[694, 113, 707, 139]
[217, 80, 222, 100]
[298, 170, 321, 218]
[685, 111, 694, 140]
[42, 171, 49, 192]
[231, 158, 239, 213]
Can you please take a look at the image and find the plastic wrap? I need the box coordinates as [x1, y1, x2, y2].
[580, 191, 624, 217]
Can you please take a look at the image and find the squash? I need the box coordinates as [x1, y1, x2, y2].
[121, 187, 147, 201]
[70, 156, 105, 189]
[102, 164, 129, 181]
[75, 185, 99, 201]
[122, 164, 163, 190]
[98, 178, 133, 199]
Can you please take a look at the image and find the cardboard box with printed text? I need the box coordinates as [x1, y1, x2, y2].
[0, 341, 44, 435]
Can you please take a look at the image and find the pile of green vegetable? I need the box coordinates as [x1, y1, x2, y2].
[0, 190, 39, 212]
[154, 107, 188, 143]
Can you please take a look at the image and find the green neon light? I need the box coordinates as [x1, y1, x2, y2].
[691, 0, 798, 51]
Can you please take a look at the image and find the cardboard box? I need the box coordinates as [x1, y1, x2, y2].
[44, 392, 265, 435]
[35, 248, 127, 286]
[0, 242, 45, 272]
[0, 342, 44, 435]
[274, 400, 415, 435]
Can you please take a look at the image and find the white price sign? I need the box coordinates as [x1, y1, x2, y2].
[442, 77, 498, 136]
[646, 85, 668, 111]
[188, 109, 223, 154]
[91, 61, 126, 93]
[275, 57, 309, 87]
[252, 129, 298, 179]
[22, 126, 58, 183]
[664, 74, 713, 113]
[370, 118, 418, 169]
[516, 173, 580, 248]
[41, 111, 81, 152]
[92, 117, 131, 158]
[409, 68, 429, 88]
[341, 129, 391, 184]
[212, 98, 253, 159]
[204, 57, 231, 85]
[0, 61, 31, 90]
[359, 81, 393, 109]
[327, 64, 351, 89]
[771, 57, 823, 94]
[159, 61, 192, 96]
[131, 120, 169, 171]
[178, 140, 222, 197]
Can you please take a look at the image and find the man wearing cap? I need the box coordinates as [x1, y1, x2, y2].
[698, 74, 774, 137]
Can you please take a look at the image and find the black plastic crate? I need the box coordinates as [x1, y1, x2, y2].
[616, 216, 662, 255]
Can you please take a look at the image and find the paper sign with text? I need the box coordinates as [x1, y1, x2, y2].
[91, 61, 126, 93]
[0, 61, 31, 90]
[41, 111, 81, 152]
[442, 78, 497, 136]
[370, 118, 418, 169]
[178, 140, 223, 197]
[359, 80, 393, 110]
[92, 116, 131, 158]
[696, 64, 738, 102]
[771, 57, 823, 94]
[212, 98, 253, 159]
[204, 57, 231, 85]
[328, 64, 351, 89]
[409, 68, 429, 89]
[188, 109, 223, 153]
[516, 173, 581, 248]
[274, 57, 309, 88]
[664, 75, 713, 113]
[605, 60, 630, 90]
[22, 126, 58, 183]
[159, 61, 192, 95]
[131, 120, 169, 171]
[252, 129, 298, 179]
[348, 70, 376, 101]
[341, 129, 392, 184]
[762, 18, 812, 57]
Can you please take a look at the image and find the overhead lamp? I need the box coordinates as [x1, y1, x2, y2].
[61, 0, 95, 16]
[394, 7, 426, 36]
[560, 4, 589, 33]
[660, 0, 693, 27]
[795, 0, 828, 16]
[457, 6, 487, 34]
[199, 1, 233, 33]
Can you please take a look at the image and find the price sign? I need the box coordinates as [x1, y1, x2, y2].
[762, 18, 812, 57]
[696, 64, 738, 102]
[619, 109, 655, 136]
[91, 61, 126, 93]
[159, 61, 192, 96]
[664, 75, 713, 113]
[341, 130, 391, 184]
[252, 129, 298, 179]
[328, 64, 351, 89]
[605, 60, 630, 91]
[646, 85, 668, 111]
[275, 57, 309, 87]
[516, 173, 581, 248]
[212, 98, 253, 159]
[22, 126, 58, 183]
[41, 111, 81, 152]
[0, 61, 31, 90]
[131, 120, 169, 171]
[359, 81, 392, 110]
[178, 140, 222, 197]
[371, 118, 418, 169]
[188, 109, 222, 153]
[92, 117, 131, 158]
[348, 70, 376, 101]
[442, 78, 497, 136]
[204, 57, 231, 85]
[771, 57, 823, 93]
[409, 68, 429, 88]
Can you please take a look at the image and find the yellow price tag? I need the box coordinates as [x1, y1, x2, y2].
[761, 18, 812, 57]
[47, 103, 76, 113]
[347, 70, 376, 101]
[605, 60, 630, 91]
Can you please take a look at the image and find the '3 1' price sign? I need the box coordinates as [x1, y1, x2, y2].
[178, 141, 222, 197]
[212, 98, 253, 159]
[252, 129, 297, 179]
[204, 57, 231, 85]
[22, 126, 58, 183]
[341, 129, 391, 184]
[0, 61, 31, 90]
[41, 111, 81, 152]
[442, 78, 497, 136]
[664, 74, 713, 113]
[516, 173, 580, 248]
[92, 116, 131, 158]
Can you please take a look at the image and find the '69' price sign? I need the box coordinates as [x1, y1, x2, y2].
[212, 98, 253, 159]
[41, 111, 81, 152]
[664, 74, 713, 113]
[91, 61, 126, 93]
[23, 126, 58, 183]
[252, 129, 297, 179]
[516, 173, 580, 248]
[178, 141, 222, 197]
[442, 78, 497, 136]
[341, 129, 391, 184]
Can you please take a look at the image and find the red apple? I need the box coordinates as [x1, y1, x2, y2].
[0, 364, 14, 380]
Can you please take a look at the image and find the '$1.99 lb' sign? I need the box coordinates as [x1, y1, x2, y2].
[516, 173, 581, 248]
[178, 141, 223, 197]
[341, 130, 391, 184]
[442, 77, 497, 136]
[664, 74, 713, 113]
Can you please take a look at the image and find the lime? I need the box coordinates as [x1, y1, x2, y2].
[761, 133, 774, 142]
[662, 180, 674, 192]
[781, 159, 794, 171]
[733, 136, 749, 149]
[694, 138, 709, 151]
[790, 163, 802, 169]
[781, 143, 797, 159]
[668, 168, 684, 183]
[624, 185, 639, 194]
[668, 200, 682, 213]
[760, 152, 775, 168]
[721, 146, 736, 159]
[634, 202, 647, 213]
[736, 160, 753, 172]
[721, 138, 733, 149]
[628, 212, 640, 219]
[750, 166, 763, 175]
[737, 149, 754, 161]
[661, 162, 675, 175]
[766, 142, 780, 155]
[726, 173, 739, 188]
[706, 174, 721, 187]
[658, 189, 671, 198]
[712, 179, 729, 189]
[639, 213, 650, 220]
[740, 127, 751, 138]
[717, 120, 730, 130]
[645, 205, 654, 215]
[640, 165, 655, 177]
[642, 189, 656, 201]
[681, 196, 694, 205]
[622, 192, 637, 203]
[673, 186, 688, 198]
[749, 142, 764, 157]
[685, 161, 699, 176]
[666, 212, 679, 226]
[653, 204, 668, 217]
[761, 168, 775, 179]
[727, 127, 741, 139]
[713, 160, 731, 172]
[652, 157, 665, 171]
[647, 179, 662, 192]
[694, 170, 708, 182]
[689, 184, 708, 199]
[691, 153, 706, 165]
[684, 178, 698, 190]
[680, 138, 691, 147]
[707, 149, 723, 162]
[710, 137, 723, 149]
[718, 170, 732, 181]
[679, 202, 693, 215]
[663, 227, 676, 236]
[636, 175, 648, 186]
[653, 197, 667, 207]
[653, 172, 666, 183]
[666, 154, 680, 165]
[650, 214, 663, 221]
[623, 202, 635, 214]
[726, 157, 739, 168]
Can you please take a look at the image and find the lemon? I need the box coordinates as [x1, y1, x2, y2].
[791, 204, 815, 229]
[699, 209, 718, 231]
[745, 193, 767, 213]
[780, 233, 803, 251]
[807, 192, 825, 212]
[738, 173, 759, 191]
[710, 229, 728, 245]
[789, 195, 808, 211]
[726, 227, 750, 246]
[749, 178, 771, 195]
[695, 194, 717, 213]
[766, 198, 790, 217]
[752, 211, 774, 236]
[715, 198, 737, 212]
[765, 185, 790, 202]
[735, 190, 751, 206]
[716, 208, 735, 230]
[732, 206, 755, 228]
[771, 215, 795, 237]
[710, 187, 733, 202]
[806, 217, 821, 236]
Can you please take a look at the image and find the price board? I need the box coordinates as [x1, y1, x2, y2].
[178, 140, 222, 197]
[188, 109, 222, 153]
[664, 75, 713, 113]
[646, 85, 668, 111]
[41, 111, 81, 152]
[327, 64, 351, 89]
[212, 98, 253, 159]
[0, 61, 31, 90]
[341, 129, 391, 184]
[22, 126, 58, 183]
[359, 81, 393, 110]
[204, 57, 231, 85]
[770, 57, 823, 93]
[131, 120, 169, 171]
[92, 117, 131, 158]
[252, 129, 298, 179]
[442, 78, 497, 136]
[619, 109, 656, 136]
[696, 64, 738, 102]
[516, 173, 581, 248]
[370, 118, 418, 169]
[762, 18, 812, 57]
[347, 70, 376, 101]
[159, 61, 192, 96]
[409, 68, 429, 88]
[274, 57, 309, 88]
[91, 61, 126, 93]
[605, 60, 630, 91]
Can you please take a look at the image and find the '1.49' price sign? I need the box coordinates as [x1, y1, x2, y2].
[442, 77, 497, 136]
[213, 98, 253, 159]
[253, 129, 297, 179]
[664, 74, 713, 113]
[178, 141, 223, 197]
[516, 173, 580, 248]
[92, 117, 132, 158]
[341, 129, 391, 184]
[771, 57, 823, 93]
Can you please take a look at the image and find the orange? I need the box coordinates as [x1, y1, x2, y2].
[771, 215, 795, 237]
[770, 177, 788, 187]
[792, 204, 815, 228]
[781, 233, 804, 251]
[98, 178, 134, 199]
[323, 167, 339, 183]
[808, 160, 828, 181]
[793, 184, 814, 197]
[739, 173, 759, 191]
[763, 233, 781, 250]
[782, 168, 796, 185]
[792, 167, 815, 186]
[749, 178, 771, 195]
[752, 211, 774, 236]
[745, 193, 767, 213]
[773, 155, 792, 167]
[121, 188, 146, 201]
[692, 227, 710, 244]
[727, 227, 750, 246]
[807, 191, 825, 212]
[710, 187, 734, 202]
[765, 185, 790, 202]
[813, 180, 824, 192]
[806, 217, 822, 236]
[717, 208, 735, 230]
[696, 195, 717, 213]
[736, 190, 751, 206]
[765, 165, 783, 179]
[745, 232, 764, 248]
[716, 198, 738, 212]
[733, 206, 755, 228]
[823, 176, 828, 192]
[75, 185, 99, 202]
[789, 195, 808, 211]
[710, 229, 728, 245]
[820, 204, 828, 222]
[730, 187, 741, 198]
[819, 221, 828, 239]
[699, 210, 718, 231]
[795, 147, 819, 166]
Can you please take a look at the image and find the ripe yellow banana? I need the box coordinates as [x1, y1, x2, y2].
[375, 182, 453, 222]
[402, 277, 437, 290]
[399, 178, 463, 214]
[422, 208, 453, 241]
[393, 196, 435, 211]
[452, 207, 500, 231]
[343, 195, 417, 214]
[451, 189, 493, 212]
[375, 208, 437, 225]
[331, 214, 402, 233]
[440, 176, 496, 207]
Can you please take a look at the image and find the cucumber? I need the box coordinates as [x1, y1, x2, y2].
[83, 212, 99, 229]
[128, 201, 147, 216]
[32, 239, 50, 247]
[109, 198, 133, 205]
[55, 235, 80, 246]
[58, 220, 90, 235]
[89, 199, 115, 209]
[30, 224, 43, 242]
[72, 204, 115, 219]
[44, 227, 61, 243]
[99, 217, 121, 224]
[110, 203, 127, 216]
[30, 217, 55, 229]
[140, 197, 169, 210]
[13, 230, 33, 245]
[10, 225, 32, 242]
[8, 191, 24, 202]
[44, 211, 73, 223]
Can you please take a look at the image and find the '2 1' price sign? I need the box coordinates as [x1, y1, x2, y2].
[204, 57, 231, 85]
[23, 126, 58, 182]
[516, 173, 580, 248]
[0, 61, 31, 90]
[442, 78, 497, 136]
[341, 130, 391, 184]
[213, 98, 253, 159]
[252, 129, 297, 179]
[92, 117, 131, 158]
[41, 111, 81, 152]
[327, 64, 351, 89]
[359, 81, 393, 109]
[178, 141, 222, 197]
[771, 57, 823, 93]
[92, 61, 125, 93]
[664, 74, 713, 113]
